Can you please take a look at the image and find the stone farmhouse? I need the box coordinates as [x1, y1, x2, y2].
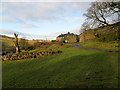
[56, 32, 79, 43]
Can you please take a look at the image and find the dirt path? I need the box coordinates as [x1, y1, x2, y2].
[72, 43, 120, 53]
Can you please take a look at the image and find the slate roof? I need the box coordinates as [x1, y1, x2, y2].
[57, 34, 69, 37]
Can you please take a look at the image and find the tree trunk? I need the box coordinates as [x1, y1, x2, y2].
[14, 33, 21, 53]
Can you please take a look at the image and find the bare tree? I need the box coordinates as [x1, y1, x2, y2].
[14, 33, 21, 53]
[84, 2, 109, 27]
[81, 21, 91, 31]
[104, 2, 120, 22]
[107, 2, 120, 15]
[82, 1, 120, 31]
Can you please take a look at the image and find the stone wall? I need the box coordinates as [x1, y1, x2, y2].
[1, 50, 62, 61]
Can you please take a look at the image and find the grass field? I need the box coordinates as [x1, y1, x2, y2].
[79, 41, 119, 50]
[0, 36, 15, 55]
[2, 46, 119, 88]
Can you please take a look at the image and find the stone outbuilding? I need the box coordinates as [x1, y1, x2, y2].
[79, 30, 96, 42]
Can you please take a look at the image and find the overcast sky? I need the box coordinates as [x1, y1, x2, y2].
[0, 0, 93, 40]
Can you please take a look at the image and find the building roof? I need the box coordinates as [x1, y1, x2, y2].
[57, 34, 69, 37]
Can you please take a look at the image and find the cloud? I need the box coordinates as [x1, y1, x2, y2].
[64, 17, 85, 21]
[1, 2, 58, 23]
[1, 0, 96, 2]
[0, 29, 45, 39]
[0, 26, 81, 40]
[0, 29, 23, 36]
[1, 2, 90, 23]
[0, 2, 90, 39]
[21, 24, 38, 28]
[0, 15, 23, 23]
[47, 26, 81, 39]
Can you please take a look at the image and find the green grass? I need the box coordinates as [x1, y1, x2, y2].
[79, 41, 119, 50]
[2, 46, 119, 88]
[64, 43, 72, 46]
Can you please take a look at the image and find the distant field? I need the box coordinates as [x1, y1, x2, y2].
[2, 46, 119, 88]
[1, 36, 41, 55]
[0, 36, 15, 55]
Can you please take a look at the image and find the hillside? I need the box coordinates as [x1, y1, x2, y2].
[79, 22, 120, 42]
[0, 35, 45, 55]
[3, 46, 119, 88]
[79, 22, 120, 50]
[0, 35, 15, 55]
[2, 22, 120, 88]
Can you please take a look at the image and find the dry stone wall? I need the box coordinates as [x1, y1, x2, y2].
[1, 50, 62, 61]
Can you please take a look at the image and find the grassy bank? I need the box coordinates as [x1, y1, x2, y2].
[2, 46, 119, 88]
[79, 41, 119, 50]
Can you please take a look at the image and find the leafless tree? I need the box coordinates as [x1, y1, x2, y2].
[14, 33, 21, 53]
[82, 1, 120, 31]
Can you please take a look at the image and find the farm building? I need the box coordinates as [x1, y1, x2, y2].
[56, 32, 79, 43]
[79, 30, 96, 42]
